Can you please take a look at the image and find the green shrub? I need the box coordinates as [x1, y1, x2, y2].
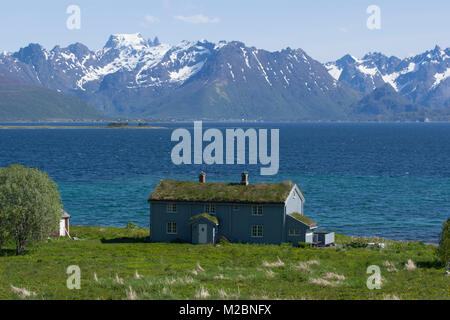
[436, 219, 450, 269]
[218, 236, 231, 245]
[298, 242, 311, 248]
[345, 237, 369, 248]
[126, 222, 139, 230]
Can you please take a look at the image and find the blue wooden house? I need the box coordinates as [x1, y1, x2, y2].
[148, 173, 332, 245]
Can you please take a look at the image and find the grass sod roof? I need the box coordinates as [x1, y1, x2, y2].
[148, 180, 296, 204]
[189, 213, 219, 225]
[289, 212, 318, 227]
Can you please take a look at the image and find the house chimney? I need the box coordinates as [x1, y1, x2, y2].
[241, 172, 249, 186]
[199, 172, 206, 183]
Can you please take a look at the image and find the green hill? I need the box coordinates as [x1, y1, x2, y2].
[0, 73, 102, 121]
[350, 84, 429, 121]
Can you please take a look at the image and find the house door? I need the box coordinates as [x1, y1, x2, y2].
[198, 224, 207, 244]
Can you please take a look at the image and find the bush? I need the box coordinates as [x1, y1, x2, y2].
[298, 242, 311, 249]
[218, 236, 231, 245]
[436, 219, 450, 269]
[126, 222, 139, 230]
[345, 237, 369, 248]
[0, 165, 62, 255]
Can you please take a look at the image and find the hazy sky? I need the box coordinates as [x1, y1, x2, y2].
[1, 0, 449, 62]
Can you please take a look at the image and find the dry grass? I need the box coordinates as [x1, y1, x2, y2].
[196, 263, 205, 271]
[383, 261, 393, 267]
[125, 286, 138, 300]
[195, 286, 210, 299]
[265, 269, 275, 277]
[295, 259, 320, 271]
[183, 276, 195, 284]
[134, 270, 142, 279]
[114, 274, 124, 284]
[310, 278, 337, 286]
[383, 294, 401, 300]
[405, 259, 416, 270]
[262, 257, 285, 268]
[10, 285, 37, 299]
[93, 272, 98, 282]
[164, 278, 177, 285]
[324, 272, 345, 280]
[218, 289, 228, 298]
[214, 274, 229, 280]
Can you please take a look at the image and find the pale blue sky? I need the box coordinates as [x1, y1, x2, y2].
[0, 0, 449, 62]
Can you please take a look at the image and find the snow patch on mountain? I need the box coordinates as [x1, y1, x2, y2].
[169, 61, 205, 83]
[325, 64, 342, 80]
[432, 67, 450, 88]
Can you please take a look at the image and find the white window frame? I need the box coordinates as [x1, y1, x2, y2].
[251, 225, 263, 238]
[289, 228, 300, 236]
[252, 205, 263, 216]
[205, 203, 216, 214]
[167, 203, 177, 213]
[167, 222, 177, 234]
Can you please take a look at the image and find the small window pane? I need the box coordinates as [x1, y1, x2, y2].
[205, 204, 216, 214]
[167, 222, 177, 234]
[251, 225, 263, 237]
[252, 205, 263, 215]
[167, 204, 177, 213]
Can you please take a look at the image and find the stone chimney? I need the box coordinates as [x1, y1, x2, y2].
[199, 172, 206, 183]
[241, 172, 249, 186]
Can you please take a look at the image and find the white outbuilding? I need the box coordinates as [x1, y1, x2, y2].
[59, 210, 71, 237]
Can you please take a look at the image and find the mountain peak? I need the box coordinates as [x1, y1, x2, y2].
[104, 33, 148, 50]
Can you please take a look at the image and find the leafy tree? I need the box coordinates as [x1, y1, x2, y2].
[0, 168, 9, 250]
[436, 219, 450, 271]
[0, 165, 62, 255]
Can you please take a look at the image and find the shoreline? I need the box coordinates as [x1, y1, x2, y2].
[0, 125, 168, 130]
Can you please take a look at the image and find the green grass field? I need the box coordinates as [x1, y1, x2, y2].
[0, 226, 448, 300]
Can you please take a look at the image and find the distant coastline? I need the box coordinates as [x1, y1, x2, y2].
[0, 125, 167, 130]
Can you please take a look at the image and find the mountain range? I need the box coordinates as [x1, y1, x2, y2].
[0, 33, 449, 121]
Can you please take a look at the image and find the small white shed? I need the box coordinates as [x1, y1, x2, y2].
[59, 210, 71, 237]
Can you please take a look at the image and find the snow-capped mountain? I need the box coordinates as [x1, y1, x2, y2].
[325, 46, 450, 108]
[1, 33, 448, 120]
[1, 33, 357, 119]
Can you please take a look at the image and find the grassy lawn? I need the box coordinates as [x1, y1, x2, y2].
[0, 226, 448, 300]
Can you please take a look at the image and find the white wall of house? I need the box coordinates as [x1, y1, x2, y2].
[285, 186, 304, 215]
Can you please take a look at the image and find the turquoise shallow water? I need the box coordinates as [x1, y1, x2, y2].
[0, 123, 449, 243]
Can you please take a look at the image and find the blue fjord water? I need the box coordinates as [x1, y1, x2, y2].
[0, 122, 449, 243]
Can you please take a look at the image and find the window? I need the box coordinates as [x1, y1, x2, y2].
[167, 204, 177, 213]
[233, 205, 239, 211]
[252, 205, 263, 216]
[205, 203, 216, 214]
[289, 229, 300, 236]
[251, 225, 263, 238]
[167, 222, 177, 234]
